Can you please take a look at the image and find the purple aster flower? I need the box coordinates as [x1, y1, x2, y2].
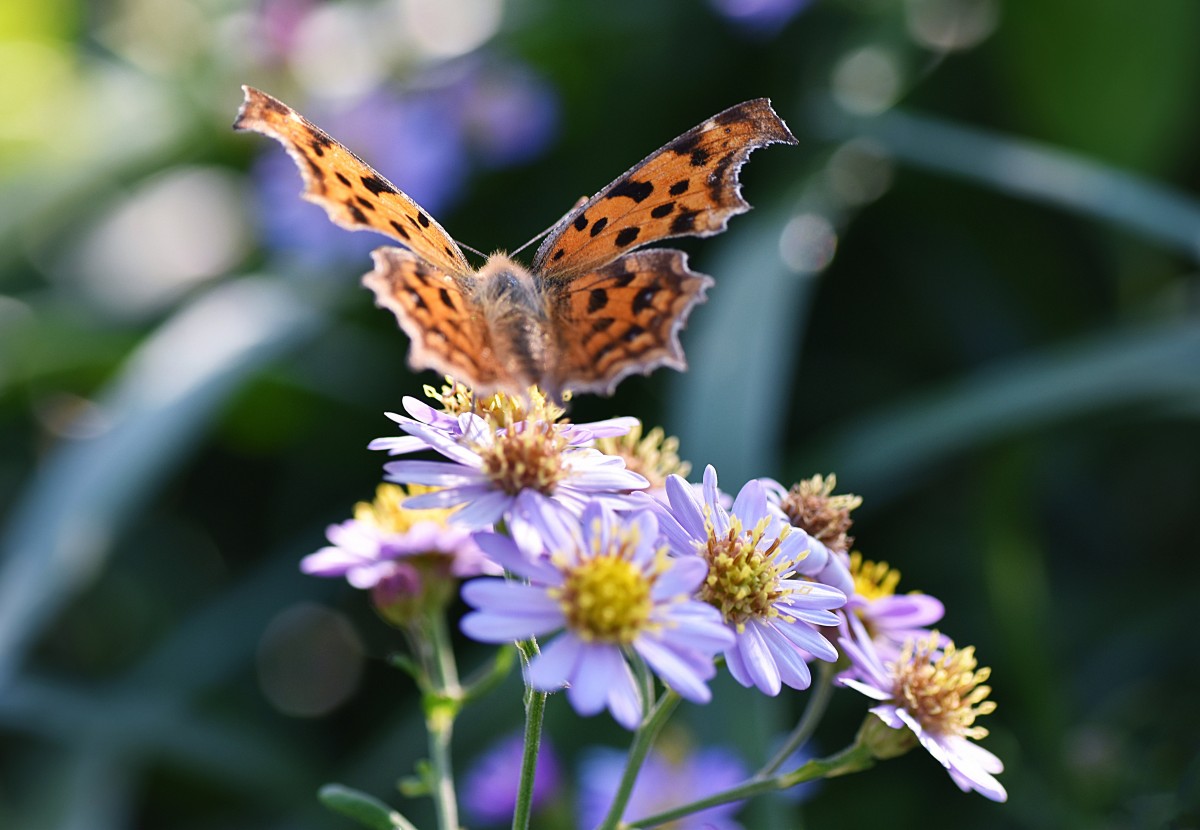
[761, 474, 860, 597]
[659, 466, 847, 696]
[577, 745, 748, 830]
[838, 614, 1007, 802]
[462, 732, 561, 826]
[845, 551, 945, 659]
[459, 503, 734, 729]
[381, 392, 647, 533]
[451, 59, 560, 168]
[301, 484, 497, 622]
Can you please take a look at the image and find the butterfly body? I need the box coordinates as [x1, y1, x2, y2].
[235, 86, 796, 398]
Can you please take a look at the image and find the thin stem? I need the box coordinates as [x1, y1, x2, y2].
[759, 659, 836, 777]
[596, 690, 682, 830]
[511, 638, 545, 830]
[627, 742, 876, 829]
[423, 610, 463, 830]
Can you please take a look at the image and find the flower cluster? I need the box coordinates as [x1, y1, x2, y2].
[304, 381, 1007, 826]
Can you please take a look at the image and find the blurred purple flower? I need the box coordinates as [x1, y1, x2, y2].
[454, 63, 559, 167]
[710, 0, 813, 35]
[462, 732, 561, 825]
[577, 745, 749, 830]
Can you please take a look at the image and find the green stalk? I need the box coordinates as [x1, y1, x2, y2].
[759, 660, 835, 776]
[423, 609, 463, 830]
[511, 638, 546, 830]
[595, 690, 682, 830]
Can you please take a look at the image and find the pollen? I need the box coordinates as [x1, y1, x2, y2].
[554, 543, 659, 644]
[595, 422, 690, 489]
[425, 377, 565, 430]
[477, 419, 569, 495]
[849, 552, 901, 603]
[355, 483, 455, 532]
[777, 474, 861, 552]
[892, 633, 997, 740]
[698, 516, 796, 629]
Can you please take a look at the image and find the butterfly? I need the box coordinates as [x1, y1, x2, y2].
[234, 86, 796, 399]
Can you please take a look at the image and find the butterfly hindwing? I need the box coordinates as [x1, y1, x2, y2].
[533, 98, 796, 280]
[363, 247, 505, 391]
[546, 249, 714, 396]
[234, 86, 472, 277]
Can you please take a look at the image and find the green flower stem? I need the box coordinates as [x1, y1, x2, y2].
[423, 610, 464, 830]
[758, 659, 836, 777]
[512, 638, 546, 830]
[596, 689, 682, 830]
[626, 742, 876, 829]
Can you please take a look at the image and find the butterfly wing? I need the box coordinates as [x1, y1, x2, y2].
[363, 247, 508, 392]
[532, 98, 796, 279]
[234, 86, 472, 277]
[544, 249, 713, 397]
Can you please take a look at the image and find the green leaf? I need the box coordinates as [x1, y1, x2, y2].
[318, 784, 418, 830]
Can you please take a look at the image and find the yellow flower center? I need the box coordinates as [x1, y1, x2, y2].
[698, 515, 805, 630]
[892, 633, 996, 740]
[595, 422, 690, 489]
[477, 420, 569, 495]
[425, 378, 565, 430]
[553, 538, 662, 644]
[355, 483, 455, 532]
[849, 551, 901, 603]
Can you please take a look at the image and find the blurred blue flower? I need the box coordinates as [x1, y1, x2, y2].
[453, 62, 560, 167]
[462, 732, 562, 825]
[577, 745, 749, 829]
[710, 0, 813, 35]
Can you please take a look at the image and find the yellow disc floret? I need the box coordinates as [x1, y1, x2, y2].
[698, 515, 802, 630]
[553, 546, 661, 644]
[893, 633, 997, 740]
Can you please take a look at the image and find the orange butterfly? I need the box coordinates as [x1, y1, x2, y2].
[235, 86, 795, 399]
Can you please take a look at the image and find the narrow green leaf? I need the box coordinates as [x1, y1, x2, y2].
[319, 784, 418, 830]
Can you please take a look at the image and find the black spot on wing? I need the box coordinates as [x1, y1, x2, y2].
[356, 196, 375, 211]
[417, 212, 431, 228]
[361, 174, 396, 195]
[708, 153, 735, 194]
[573, 213, 589, 232]
[613, 271, 637, 288]
[590, 216, 609, 237]
[335, 172, 351, 187]
[690, 147, 711, 167]
[633, 287, 657, 314]
[609, 179, 654, 203]
[438, 287, 455, 310]
[622, 324, 647, 343]
[311, 135, 332, 156]
[408, 289, 427, 310]
[671, 210, 698, 234]
[591, 318, 615, 332]
[389, 219, 411, 240]
[552, 248, 565, 261]
[669, 179, 690, 196]
[615, 227, 641, 247]
[588, 289, 609, 313]
[347, 202, 367, 223]
[650, 203, 675, 219]
[671, 133, 701, 156]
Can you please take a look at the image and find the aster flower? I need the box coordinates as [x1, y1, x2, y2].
[660, 466, 846, 696]
[462, 732, 561, 826]
[846, 551, 945, 658]
[838, 614, 1006, 802]
[380, 389, 647, 531]
[301, 483, 497, 622]
[459, 503, 734, 729]
[762, 474, 860, 596]
[577, 744, 748, 830]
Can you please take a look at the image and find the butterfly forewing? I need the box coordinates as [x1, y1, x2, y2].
[234, 86, 472, 277]
[546, 249, 713, 396]
[363, 247, 506, 390]
[533, 98, 796, 280]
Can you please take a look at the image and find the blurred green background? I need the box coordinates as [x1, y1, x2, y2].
[3, 0, 1199, 828]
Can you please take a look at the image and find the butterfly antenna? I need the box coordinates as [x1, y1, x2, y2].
[510, 195, 590, 258]
[457, 241, 487, 261]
